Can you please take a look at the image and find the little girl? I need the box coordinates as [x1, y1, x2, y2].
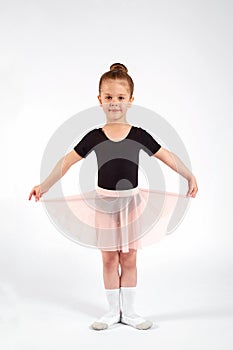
[29, 63, 198, 331]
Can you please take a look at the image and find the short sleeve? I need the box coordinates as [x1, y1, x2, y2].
[139, 127, 161, 156]
[73, 129, 97, 158]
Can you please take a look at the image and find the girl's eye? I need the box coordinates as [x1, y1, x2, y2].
[104, 96, 124, 100]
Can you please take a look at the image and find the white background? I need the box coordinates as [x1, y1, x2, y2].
[1, 0, 233, 349]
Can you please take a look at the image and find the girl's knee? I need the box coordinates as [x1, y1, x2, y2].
[119, 250, 137, 269]
[102, 251, 119, 269]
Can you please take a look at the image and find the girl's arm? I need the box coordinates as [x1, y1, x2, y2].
[29, 150, 83, 201]
[153, 147, 198, 197]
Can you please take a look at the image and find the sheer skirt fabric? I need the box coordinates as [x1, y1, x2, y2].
[42, 186, 189, 253]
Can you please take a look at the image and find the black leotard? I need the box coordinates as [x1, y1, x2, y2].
[74, 126, 161, 190]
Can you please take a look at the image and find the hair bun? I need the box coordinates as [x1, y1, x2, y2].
[110, 63, 128, 74]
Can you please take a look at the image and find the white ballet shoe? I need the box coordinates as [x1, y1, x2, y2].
[91, 312, 121, 330]
[121, 313, 153, 330]
[91, 288, 120, 331]
[120, 287, 153, 330]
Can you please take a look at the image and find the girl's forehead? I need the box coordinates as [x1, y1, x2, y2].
[101, 79, 130, 93]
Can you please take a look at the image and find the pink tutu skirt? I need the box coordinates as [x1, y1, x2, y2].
[42, 186, 190, 253]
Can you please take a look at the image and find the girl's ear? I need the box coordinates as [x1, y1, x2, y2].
[97, 95, 102, 106]
[128, 96, 134, 108]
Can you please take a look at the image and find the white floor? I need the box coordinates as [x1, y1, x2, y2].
[1, 254, 233, 350]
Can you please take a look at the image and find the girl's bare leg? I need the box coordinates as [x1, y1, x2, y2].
[119, 249, 137, 287]
[101, 250, 120, 289]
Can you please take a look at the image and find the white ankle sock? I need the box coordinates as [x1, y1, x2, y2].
[91, 288, 121, 330]
[120, 287, 153, 330]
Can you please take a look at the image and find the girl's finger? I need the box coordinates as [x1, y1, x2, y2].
[191, 186, 197, 197]
[29, 190, 35, 200]
[187, 186, 195, 197]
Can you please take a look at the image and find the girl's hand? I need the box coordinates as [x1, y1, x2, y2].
[187, 176, 198, 198]
[29, 185, 46, 202]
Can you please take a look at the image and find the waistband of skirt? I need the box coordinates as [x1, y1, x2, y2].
[96, 186, 139, 197]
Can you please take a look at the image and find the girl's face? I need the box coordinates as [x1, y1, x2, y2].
[98, 79, 134, 123]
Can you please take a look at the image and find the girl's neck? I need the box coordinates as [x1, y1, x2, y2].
[104, 122, 131, 128]
[105, 118, 129, 125]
